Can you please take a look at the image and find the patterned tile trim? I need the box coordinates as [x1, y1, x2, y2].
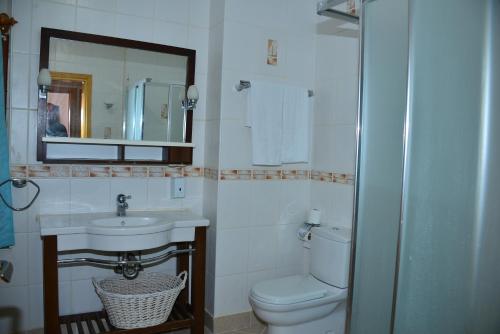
[9, 165, 204, 178]
[9, 165, 354, 184]
[217, 169, 353, 184]
[203, 167, 219, 180]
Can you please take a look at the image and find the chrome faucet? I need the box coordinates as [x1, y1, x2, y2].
[116, 194, 131, 216]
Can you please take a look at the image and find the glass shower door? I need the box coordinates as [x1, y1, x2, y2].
[393, 0, 500, 333]
[351, 0, 500, 333]
[349, 0, 408, 332]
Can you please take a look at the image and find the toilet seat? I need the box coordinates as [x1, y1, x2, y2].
[250, 275, 328, 305]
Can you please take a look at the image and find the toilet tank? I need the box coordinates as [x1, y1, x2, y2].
[310, 226, 351, 288]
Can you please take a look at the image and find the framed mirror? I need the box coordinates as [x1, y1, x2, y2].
[37, 28, 196, 164]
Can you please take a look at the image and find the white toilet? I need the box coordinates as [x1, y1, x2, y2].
[249, 226, 351, 334]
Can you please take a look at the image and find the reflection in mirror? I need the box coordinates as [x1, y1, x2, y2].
[47, 71, 92, 138]
[46, 38, 188, 142]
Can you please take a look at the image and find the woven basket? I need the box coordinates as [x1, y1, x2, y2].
[92, 271, 188, 329]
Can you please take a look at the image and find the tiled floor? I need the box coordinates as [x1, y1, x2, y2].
[171, 324, 267, 334]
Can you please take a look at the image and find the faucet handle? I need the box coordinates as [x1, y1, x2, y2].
[117, 194, 132, 203]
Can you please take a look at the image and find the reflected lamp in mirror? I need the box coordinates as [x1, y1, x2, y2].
[37, 68, 51, 94]
[181, 85, 199, 111]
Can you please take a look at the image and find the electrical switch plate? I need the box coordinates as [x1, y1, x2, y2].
[171, 177, 185, 198]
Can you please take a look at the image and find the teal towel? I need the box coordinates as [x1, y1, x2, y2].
[0, 41, 14, 248]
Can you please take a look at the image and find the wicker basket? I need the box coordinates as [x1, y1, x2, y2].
[92, 271, 188, 329]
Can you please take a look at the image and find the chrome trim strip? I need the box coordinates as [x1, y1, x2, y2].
[389, 0, 412, 332]
[57, 248, 195, 267]
[345, 1, 365, 332]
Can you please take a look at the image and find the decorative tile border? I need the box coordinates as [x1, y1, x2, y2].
[9, 164, 354, 184]
[217, 169, 353, 184]
[203, 167, 219, 180]
[9, 164, 205, 179]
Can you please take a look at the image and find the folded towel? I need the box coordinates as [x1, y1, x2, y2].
[0, 42, 14, 248]
[247, 81, 285, 165]
[282, 85, 310, 163]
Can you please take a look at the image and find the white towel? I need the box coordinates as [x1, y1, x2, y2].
[281, 86, 310, 163]
[247, 81, 285, 165]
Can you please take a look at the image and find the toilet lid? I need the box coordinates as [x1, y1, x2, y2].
[251, 275, 327, 305]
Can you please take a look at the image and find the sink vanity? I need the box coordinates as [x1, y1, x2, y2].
[33, 24, 208, 334]
[40, 209, 209, 334]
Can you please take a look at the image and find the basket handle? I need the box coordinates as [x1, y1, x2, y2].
[178, 271, 188, 288]
[91, 277, 102, 293]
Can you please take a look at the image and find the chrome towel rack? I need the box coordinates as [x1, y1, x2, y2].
[235, 80, 314, 97]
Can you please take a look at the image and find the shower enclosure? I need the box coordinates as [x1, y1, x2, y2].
[349, 0, 500, 333]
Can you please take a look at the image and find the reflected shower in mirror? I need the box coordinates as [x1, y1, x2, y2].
[46, 37, 188, 142]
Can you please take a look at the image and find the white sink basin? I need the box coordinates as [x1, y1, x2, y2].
[38, 210, 209, 252]
[91, 217, 159, 228]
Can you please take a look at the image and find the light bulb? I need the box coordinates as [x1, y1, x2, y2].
[186, 85, 199, 100]
[37, 68, 52, 86]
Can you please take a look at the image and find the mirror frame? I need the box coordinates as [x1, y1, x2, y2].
[37, 27, 196, 165]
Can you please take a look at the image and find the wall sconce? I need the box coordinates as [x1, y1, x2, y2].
[181, 85, 199, 111]
[37, 68, 52, 95]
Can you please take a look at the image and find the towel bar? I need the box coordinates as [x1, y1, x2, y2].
[235, 80, 314, 97]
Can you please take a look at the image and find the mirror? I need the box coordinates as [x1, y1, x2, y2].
[37, 28, 196, 164]
[46, 37, 189, 142]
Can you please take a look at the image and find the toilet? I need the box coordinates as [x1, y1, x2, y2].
[249, 226, 351, 334]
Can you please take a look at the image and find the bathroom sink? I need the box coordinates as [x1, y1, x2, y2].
[91, 217, 159, 228]
[38, 210, 209, 252]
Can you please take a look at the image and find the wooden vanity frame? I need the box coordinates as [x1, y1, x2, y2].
[42, 226, 206, 334]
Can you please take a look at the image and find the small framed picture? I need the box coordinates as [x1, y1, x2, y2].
[267, 39, 278, 65]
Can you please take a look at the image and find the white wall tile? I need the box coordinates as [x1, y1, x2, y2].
[115, 14, 153, 42]
[280, 180, 310, 225]
[330, 124, 357, 174]
[152, 19, 188, 48]
[28, 284, 44, 330]
[58, 281, 73, 315]
[276, 223, 305, 269]
[328, 183, 355, 227]
[217, 181, 252, 229]
[12, 187, 29, 233]
[11, 0, 32, 54]
[76, 7, 116, 36]
[10, 53, 29, 109]
[9, 109, 28, 164]
[28, 178, 71, 232]
[77, 0, 117, 12]
[26, 109, 39, 165]
[116, 0, 155, 18]
[154, 0, 189, 25]
[70, 279, 104, 314]
[189, 0, 211, 28]
[214, 273, 249, 316]
[28, 54, 39, 110]
[247, 226, 278, 272]
[70, 178, 112, 213]
[31, 1, 76, 54]
[192, 120, 206, 166]
[215, 228, 249, 276]
[218, 119, 252, 169]
[250, 181, 283, 226]
[27, 232, 43, 285]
